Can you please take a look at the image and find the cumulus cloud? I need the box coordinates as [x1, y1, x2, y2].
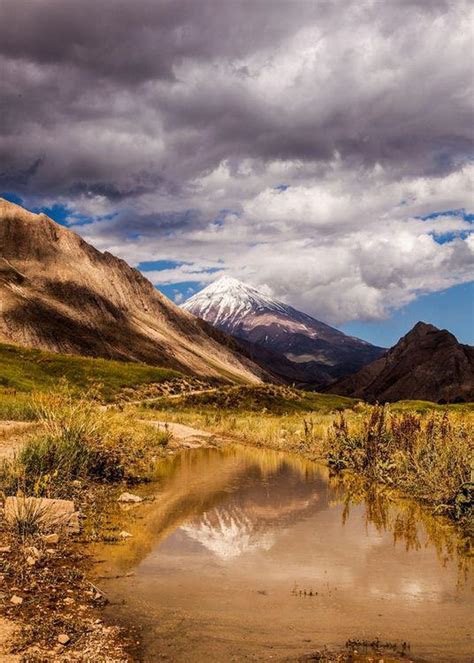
[0, 0, 473, 323]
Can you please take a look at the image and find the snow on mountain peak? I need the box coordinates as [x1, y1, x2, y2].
[181, 274, 384, 385]
[182, 275, 288, 327]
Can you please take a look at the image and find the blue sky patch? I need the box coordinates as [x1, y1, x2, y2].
[157, 281, 202, 303]
[342, 282, 474, 347]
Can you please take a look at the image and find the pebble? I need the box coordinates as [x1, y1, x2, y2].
[10, 595, 23, 605]
[57, 634, 70, 645]
[117, 492, 142, 503]
[42, 533, 59, 544]
[119, 530, 133, 539]
[25, 546, 41, 559]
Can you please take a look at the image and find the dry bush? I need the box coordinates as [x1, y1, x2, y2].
[1, 384, 170, 497]
[325, 406, 473, 524]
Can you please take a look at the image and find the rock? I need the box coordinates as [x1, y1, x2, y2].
[117, 492, 142, 503]
[41, 533, 59, 544]
[10, 595, 23, 605]
[119, 530, 132, 539]
[26, 556, 37, 566]
[57, 634, 70, 645]
[4, 496, 80, 534]
[25, 546, 41, 559]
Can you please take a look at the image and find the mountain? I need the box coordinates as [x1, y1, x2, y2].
[327, 322, 474, 403]
[0, 198, 266, 383]
[182, 276, 384, 386]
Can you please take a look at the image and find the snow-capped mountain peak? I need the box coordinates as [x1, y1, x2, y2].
[182, 276, 288, 328]
[182, 275, 385, 386]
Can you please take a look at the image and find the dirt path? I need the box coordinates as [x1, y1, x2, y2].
[0, 422, 36, 461]
[116, 387, 218, 409]
[143, 420, 220, 449]
[0, 618, 20, 662]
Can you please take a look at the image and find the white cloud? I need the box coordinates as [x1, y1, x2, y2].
[4, 0, 473, 325]
[78, 162, 473, 324]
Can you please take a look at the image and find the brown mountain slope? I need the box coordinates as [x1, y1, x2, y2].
[0, 198, 265, 383]
[327, 322, 474, 403]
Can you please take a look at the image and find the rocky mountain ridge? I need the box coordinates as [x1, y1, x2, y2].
[327, 321, 474, 403]
[0, 199, 266, 383]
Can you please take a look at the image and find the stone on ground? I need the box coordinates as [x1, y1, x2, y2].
[117, 492, 142, 503]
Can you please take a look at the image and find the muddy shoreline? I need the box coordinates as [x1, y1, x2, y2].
[0, 421, 221, 661]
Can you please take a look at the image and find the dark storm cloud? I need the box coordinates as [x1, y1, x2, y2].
[0, 158, 44, 190]
[1, 0, 472, 202]
[1, 0, 473, 323]
[0, 0, 322, 83]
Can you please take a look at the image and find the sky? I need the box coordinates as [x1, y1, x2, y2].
[1, 0, 473, 347]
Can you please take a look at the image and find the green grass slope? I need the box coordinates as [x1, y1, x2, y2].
[0, 342, 180, 401]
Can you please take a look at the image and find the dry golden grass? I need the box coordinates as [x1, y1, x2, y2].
[325, 406, 473, 526]
[140, 401, 473, 532]
[0, 385, 171, 498]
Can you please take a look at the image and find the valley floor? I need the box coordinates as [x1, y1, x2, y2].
[0, 376, 472, 661]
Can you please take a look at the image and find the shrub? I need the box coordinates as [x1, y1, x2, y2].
[1, 384, 171, 496]
[6, 497, 51, 537]
[325, 406, 473, 524]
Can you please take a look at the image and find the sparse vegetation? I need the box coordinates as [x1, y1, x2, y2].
[145, 383, 355, 414]
[325, 406, 473, 531]
[1, 385, 171, 497]
[0, 390, 37, 421]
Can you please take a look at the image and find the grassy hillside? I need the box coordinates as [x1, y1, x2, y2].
[390, 399, 474, 413]
[0, 342, 181, 412]
[145, 384, 356, 414]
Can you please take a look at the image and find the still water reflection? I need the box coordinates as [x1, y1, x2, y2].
[93, 446, 473, 662]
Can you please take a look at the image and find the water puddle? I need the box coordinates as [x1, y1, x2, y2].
[91, 446, 473, 661]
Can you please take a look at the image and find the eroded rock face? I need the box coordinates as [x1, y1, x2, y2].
[327, 322, 474, 403]
[0, 199, 264, 383]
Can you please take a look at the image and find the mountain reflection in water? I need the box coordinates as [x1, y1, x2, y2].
[92, 445, 473, 662]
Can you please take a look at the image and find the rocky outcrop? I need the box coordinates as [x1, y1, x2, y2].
[327, 322, 474, 403]
[0, 199, 265, 383]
